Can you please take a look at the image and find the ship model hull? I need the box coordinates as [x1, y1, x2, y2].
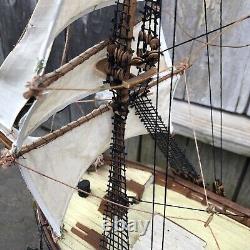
[35, 159, 250, 250]
[0, 1, 250, 249]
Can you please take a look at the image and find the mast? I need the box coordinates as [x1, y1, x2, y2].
[100, 1, 137, 249]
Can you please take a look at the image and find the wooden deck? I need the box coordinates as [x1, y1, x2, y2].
[56, 162, 250, 250]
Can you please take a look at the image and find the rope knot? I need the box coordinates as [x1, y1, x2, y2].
[204, 203, 216, 227]
[0, 149, 15, 168]
[88, 154, 104, 172]
[23, 75, 45, 99]
[176, 59, 190, 75]
[213, 179, 225, 197]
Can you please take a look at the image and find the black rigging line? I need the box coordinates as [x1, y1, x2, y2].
[151, 0, 160, 248]
[161, 0, 178, 248]
[136, 198, 250, 218]
[160, 15, 250, 53]
[203, 0, 216, 181]
[220, 0, 223, 182]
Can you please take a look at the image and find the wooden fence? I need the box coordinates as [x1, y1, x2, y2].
[0, 0, 249, 208]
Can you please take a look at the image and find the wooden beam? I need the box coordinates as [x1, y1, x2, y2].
[0, 132, 12, 149]
[172, 99, 250, 157]
[96, 58, 157, 89]
[123, 67, 157, 89]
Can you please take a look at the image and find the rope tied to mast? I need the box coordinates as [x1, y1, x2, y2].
[175, 58, 190, 75]
[0, 149, 15, 168]
[24, 75, 46, 99]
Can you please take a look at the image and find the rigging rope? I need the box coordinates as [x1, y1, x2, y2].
[0, 150, 245, 250]
[133, 96, 199, 182]
[160, 14, 250, 53]
[1, 160, 245, 218]
[60, 26, 71, 66]
[101, 1, 137, 248]
[135, 0, 162, 248]
[183, 71, 208, 206]
[219, 0, 223, 183]
[161, 0, 177, 248]
[163, 7, 250, 49]
[39, 13, 250, 96]
[10, 161, 224, 249]
[202, 0, 217, 182]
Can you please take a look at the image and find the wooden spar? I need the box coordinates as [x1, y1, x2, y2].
[148, 62, 191, 89]
[23, 40, 109, 99]
[42, 64, 186, 92]
[96, 57, 158, 88]
[16, 65, 187, 157]
[96, 57, 189, 90]
[123, 68, 157, 88]
[23, 29, 189, 98]
[23, 19, 145, 99]
[0, 132, 12, 149]
[17, 104, 111, 157]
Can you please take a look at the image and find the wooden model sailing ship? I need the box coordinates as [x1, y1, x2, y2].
[0, 0, 250, 249]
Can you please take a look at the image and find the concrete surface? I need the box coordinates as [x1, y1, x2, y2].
[0, 144, 40, 250]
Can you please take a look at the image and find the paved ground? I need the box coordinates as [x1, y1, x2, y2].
[0, 149, 40, 250]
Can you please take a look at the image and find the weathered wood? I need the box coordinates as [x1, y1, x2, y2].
[1, 0, 250, 217]
[0, 0, 35, 58]
[136, 131, 248, 202]
[236, 160, 250, 207]
[0, 37, 4, 64]
[0, 132, 12, 149]
[126, 137, 140, 161]
[177, 135, 247, 200]
[172, 99, 250, 157]
[163, 0, 250, 114]
[139, 134, 166, 167]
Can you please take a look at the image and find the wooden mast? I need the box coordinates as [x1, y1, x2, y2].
[0, 132, 12, 149]
[100, 1, 137, 249]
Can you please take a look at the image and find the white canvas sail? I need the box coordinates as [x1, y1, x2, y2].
[15, 23, 170, 150]
[16, 43, 107, 150]
[0, 0, 143, 135]
[18, 76, 176, 236]
[17, 31, 176, 236]
[0, 0, 179, 239]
